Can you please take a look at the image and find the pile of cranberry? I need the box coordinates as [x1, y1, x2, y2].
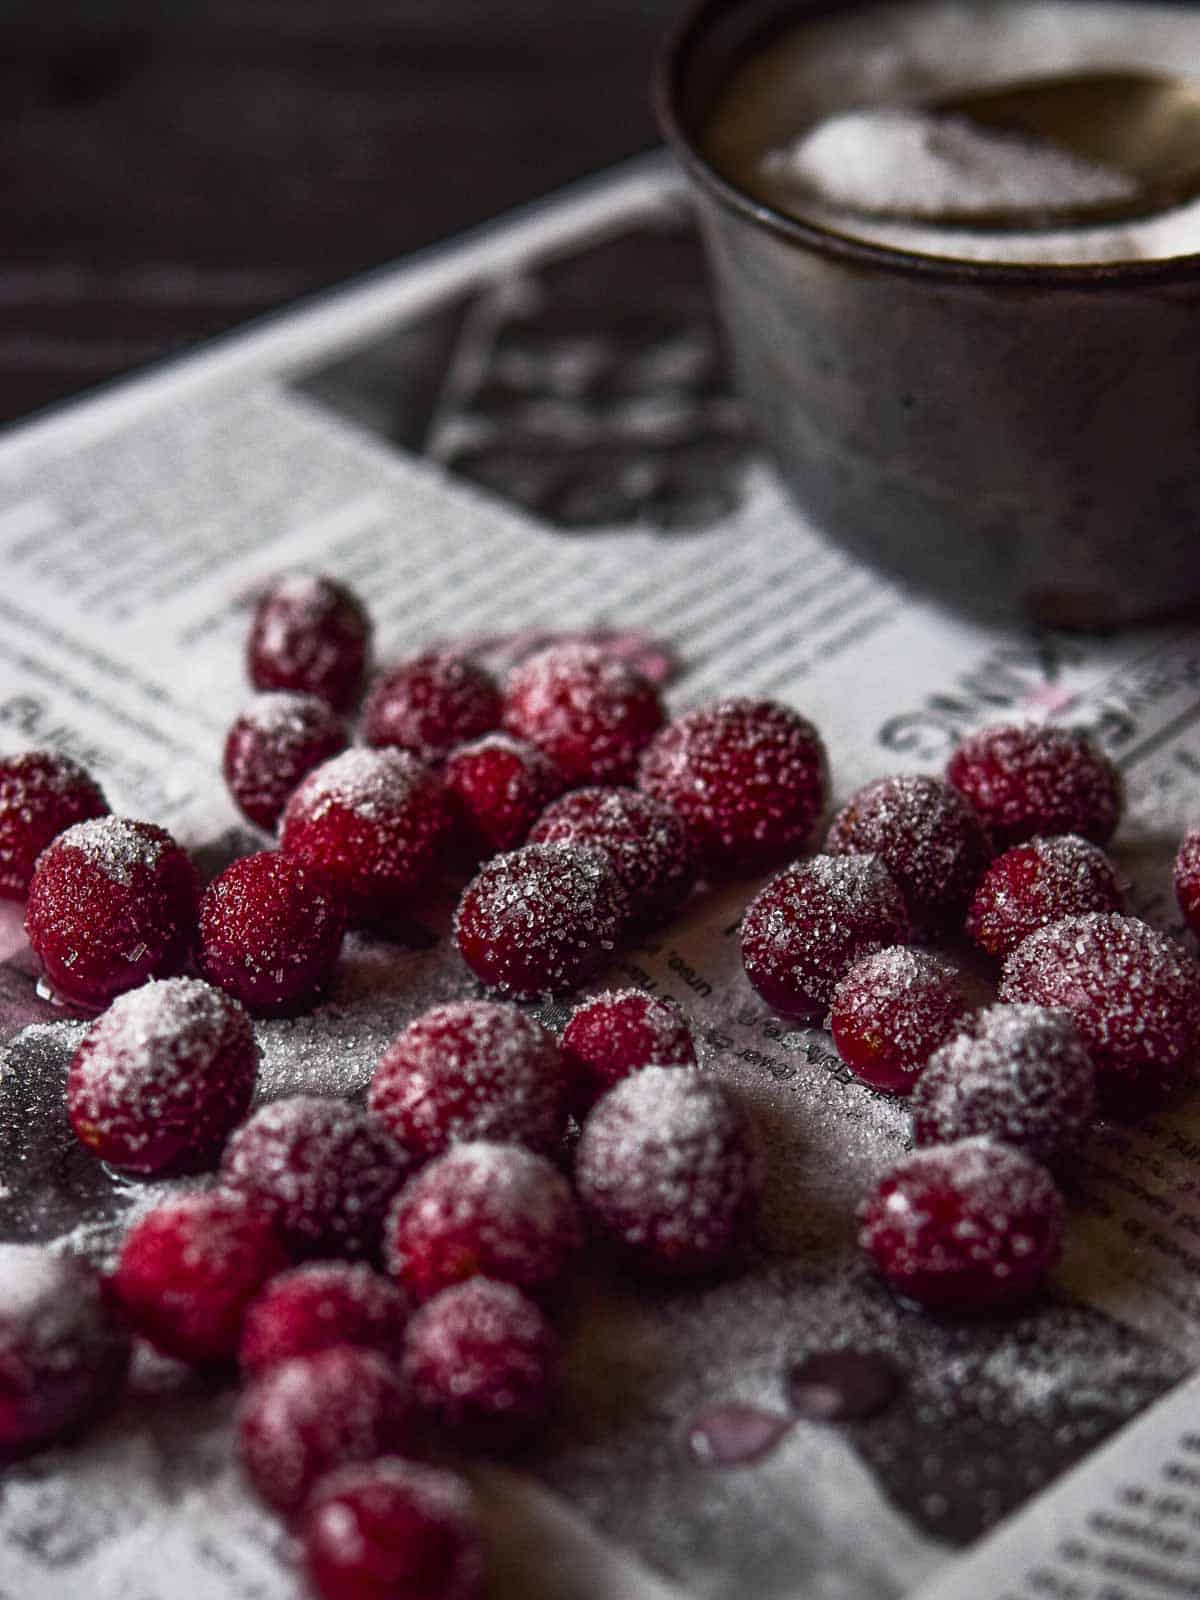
[2, 568, 1200, 1599]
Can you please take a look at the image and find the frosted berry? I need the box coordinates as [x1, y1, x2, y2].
[403, 1278, 558, 1447]
[967, 834, 1124, 959]
[859, 1138, 1063, 1313]
[0, 1246, 130, 1456]
[501, 642, 664, 787]
[830, 948, 972, 1096]
[240, 1262, 412, 1377]
[443, 733, 562, 857]
[221, 1096, 416, 1261]
[528, 786, 695, 927]
[947, 723, 1122, 850]
[1175, 829, 1200, 938]
[68, 977, 259, 1175]
[247, 571, 371, 713]
[740, 854, 910, 1020]
[638, 697, 828, 877]
[912, 1004, 1096, 1167]
[223, 693, 348, 832]
[561, 988, 697, 1110]
[238, 1346, 416, 1517]
[1000, 913, 1200, 1115]
[575, 1068, 759, 1276]
[25, 816, 198, 1009]
[364, 653, 502, 765]
[385, 1140, 582, 1303]
[198, 850, 346, 1016]
[369, 1001, 568, 1159]
[0, 750, 108, 900]
[113, 1191, 289, 1364]
[302, 1458, 485, 1600]
[826, 774, 991, 931]
[453, 842, 627, 1000]
[280, 748, 453, 925]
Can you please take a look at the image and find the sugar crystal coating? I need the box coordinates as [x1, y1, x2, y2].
[967, 834, 1124, 958]
[502, 642, 664, 787]
[1175, 829, 1200, 938]
[561, 988, 697, 1109]
[443, 733, 562, 857]
[247, 571, 371, 713]
[364, 652, 502, 764]
[947, 723, 1122, 850]
[0, 750, 109, 900]
[240, 1262, 412, 1377]
[223, 692, 349, 832]
[830, 947, 972, 1096]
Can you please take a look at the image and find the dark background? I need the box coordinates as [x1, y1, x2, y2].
[2, 0, 685, 424]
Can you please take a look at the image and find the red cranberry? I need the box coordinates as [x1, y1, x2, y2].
[403, 1278, 557, 1447]
[240, 1262, 411, 1377]
[561, 988, 697, 1110]
[1175, 829, 1200, 938]
[25, 816, 198, 1009]
[947, 723, 1122, 850]
[0, 1246, 130, 1456]
[198, 850, 346, 1016]
[1000, 913, 1200, 1115]
[364, 653, 502, 765]
[223, 693, 349, 832]
[247, 572, 371, 713]
[967, 834, 1125, 959]
[302, 1458, 484, 1600]
[575, 1068, 759, 1277]
[501, 642, 664, 787]
[369, 1001, 568, 1160]
[912, 1004, 1096, 1167]
[528, 786, 695, 927]
[443, 733, 562, 857]
[830, 948, 972, 1096]
[237, 1346, 416, 1518]
[0, 750, 108, 900]
[68, 977, 259, 1175]
[113, 1191, 289, 1364]
[638, 698, 828, 877]
[221, 1096, 416, 1261]
[385, 1140, 582, 1303]
[859, 1138, 1063, 1313]
[280, 748, 453, 925]
[825, 774, 991, 931]
[453, 842, 627, 1000]
[740, 854, 910, 1020]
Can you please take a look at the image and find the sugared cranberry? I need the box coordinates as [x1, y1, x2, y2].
[240, 1262, 411, 1377]
[223, 693, 349, 832]
[280, 748, 453, 925]
[947, 723, 1122, 850]
[638, 697, 828, 877]
[25, 816, 198, 1008]
[740, 854, 910, 1020]
[0, 750, 108, 900]
[561, 988, 697, 1110]
[501, 643, 664, 788]
[364, 653, 502, 765]
[443, 733, 562, 857]
[0, 1246, 130, 1456]
[575, 1068, 759, 1277]
[403, 1278, 557, 1447]
[1000, 913, 1200, 1115]
[912, 1004, 1096, 1167]
[198, 850, 346, 1016]
[859, 1138, 1063, 1313]
[825, 774, 991, 931]
[302, 1458, 484, 1600]
[385, 1140, 582, 1303]
[830, 948, 972, 1096]
[967, 834, 1125, 959]
[113, 1191, 289, 1364]
[528, 786, 695, 927]
[221, 1096, 416, 1261]
[247, 572, 371, 713]
[238, 1346, 416, 1518]
[68, 977, 259, 1175]
[1175, 829, 1200, 938]
[453, 842, 626, 1000]
[369, 1001, 568, 1159]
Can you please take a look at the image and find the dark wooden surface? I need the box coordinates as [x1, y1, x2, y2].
[2, 0, 685, 424]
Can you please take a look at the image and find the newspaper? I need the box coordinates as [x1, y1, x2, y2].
[2, 152, 1200, 1599]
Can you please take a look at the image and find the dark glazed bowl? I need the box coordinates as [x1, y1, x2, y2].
[655, 0, 1200, 626]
